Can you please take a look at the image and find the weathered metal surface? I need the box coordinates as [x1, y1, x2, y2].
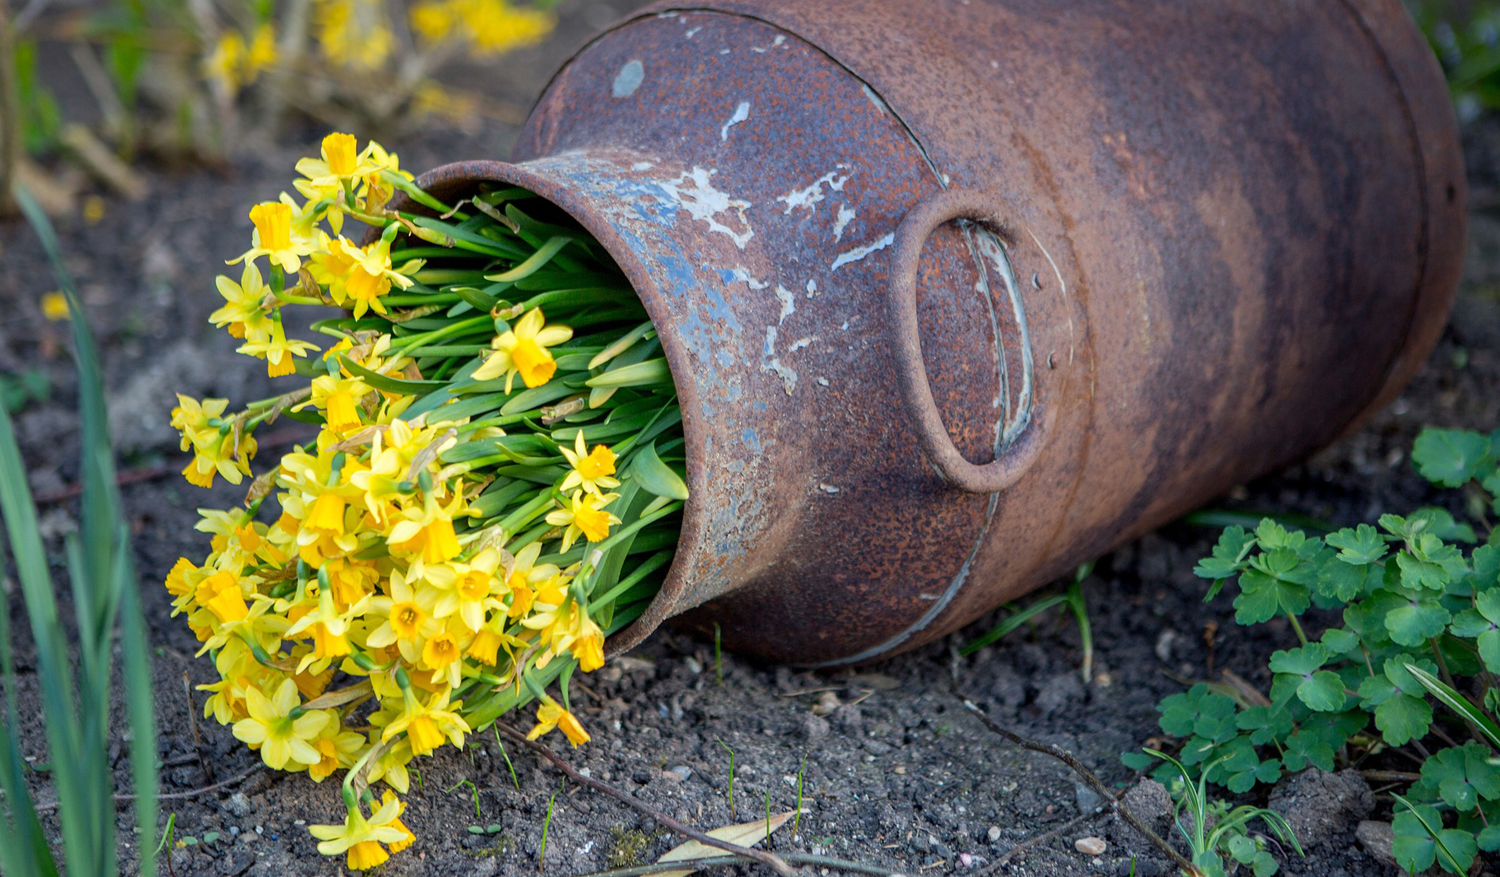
[405, 0, 1464, 665]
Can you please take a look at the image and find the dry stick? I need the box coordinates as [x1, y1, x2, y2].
[35, 425, 316, 505]
[1360, 770, 1423, 784]
[184, 671, 214, 784]
[565, 852, 907, 877]
[34, 765, 263, 812]
[956, 696, 1204, 877]
[495, 722, 797, 877]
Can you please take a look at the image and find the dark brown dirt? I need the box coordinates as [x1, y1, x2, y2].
[3, 2, 1500, 875]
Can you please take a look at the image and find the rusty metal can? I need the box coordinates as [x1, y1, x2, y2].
[405, 0, 1465, 665]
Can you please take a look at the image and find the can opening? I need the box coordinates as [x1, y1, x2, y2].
[392, 159, 703, 659]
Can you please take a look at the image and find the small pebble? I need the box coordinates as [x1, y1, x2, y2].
[987, 825, 1001, 842]
[1075, 836, 1108, 856]
[958, 853, 974, 868]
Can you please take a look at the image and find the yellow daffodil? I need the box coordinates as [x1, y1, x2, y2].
[387, 488, 466, 564]
[164, 557, 198, 600]
[472, 307, 573, 392]
[244, 23, 277, 84]
[209, 262, 274, 342]
[306, 373, 374, 436]
[294, 134, 376, 233]
[204, 30, 246, 94]
[285, 585, 366, 672]
[526, 696, 590, 747]
[309, 232, 358, 294]
[232, 201, 314, 275]
[545, 490, 621, 553]
[523, 596, 603, 671]
[409, 0, 456, 42]
[501, 542, 563, 619]
[365, 570, 439, 667]
[232, 678, 332, 770]
[322, 557, 379, 610]
[308, 726, 365, 782]
[419, 625, 465, 688]
[461, 0, 553, 56]
[364, 736, 414, 793]
[379, 790, 416, 853]
[237, 319, 320, 377]
[194, 570, 250, 624]
[314, 0, 394, 71]
[330, 236, 417, 318]
[295, 133, 367, 196]
[378, 687, 469, 756]
[308, 793, 410, 870]
[40, 290, 70, 321]
[464, 620, 524, 666]
[422, 547, 504, 632]
[170, 395, 258, 488]
[574, 628, 606, 672]
[559, 432, 619, 495]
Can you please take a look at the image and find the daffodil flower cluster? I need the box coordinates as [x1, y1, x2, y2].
[204, 0, 553, 100]
[170, 133, 687, 870]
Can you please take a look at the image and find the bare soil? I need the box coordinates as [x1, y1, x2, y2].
[3, 2, 1500, 875]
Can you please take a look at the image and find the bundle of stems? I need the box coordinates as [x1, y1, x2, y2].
[169, 132, 685, 869]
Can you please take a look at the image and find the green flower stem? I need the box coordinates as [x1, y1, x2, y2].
[495, 491, 557, 538]
[273, 291, 331, 307]
[1286, 612, 1309, 646]
[381, 170, 459, 216]
[385, 315, 492, 351]
[411, 268, 485, 285]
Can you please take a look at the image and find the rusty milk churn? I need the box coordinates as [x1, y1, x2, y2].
[404, 0, 1467, 665]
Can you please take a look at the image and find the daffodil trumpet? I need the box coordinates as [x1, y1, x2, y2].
[171, 132, 687, 869]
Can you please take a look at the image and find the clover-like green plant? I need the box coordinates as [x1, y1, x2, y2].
[1126, 427, 1500, 875]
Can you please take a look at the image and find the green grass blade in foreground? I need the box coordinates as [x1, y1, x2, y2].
[0, 359, 82, 874]
[14, 186, 157, 876]
[1404, 663, 1500, 749]
[0, 412, 60, 877]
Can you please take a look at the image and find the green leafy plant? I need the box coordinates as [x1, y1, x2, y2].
[1147, 749, 1303, 877]
[0, 189, 158, 876]
[1127, 427, 1500, 874]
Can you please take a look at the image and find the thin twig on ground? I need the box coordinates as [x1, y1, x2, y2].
[564, 852, 907, 877]
[35, 425, 316, 505]
[956, 694, 1204, 877]
[184, 671, 213, 784]
[494, 722, 797, 877]
[1360, 770, 1423, 784]
[34, 765, 263, 812]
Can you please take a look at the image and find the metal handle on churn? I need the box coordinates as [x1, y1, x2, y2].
[888, 186, 1044, 494]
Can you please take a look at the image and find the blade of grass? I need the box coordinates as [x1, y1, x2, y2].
[1405, 663, 1500, 749]
[15, 186, 157, 876]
